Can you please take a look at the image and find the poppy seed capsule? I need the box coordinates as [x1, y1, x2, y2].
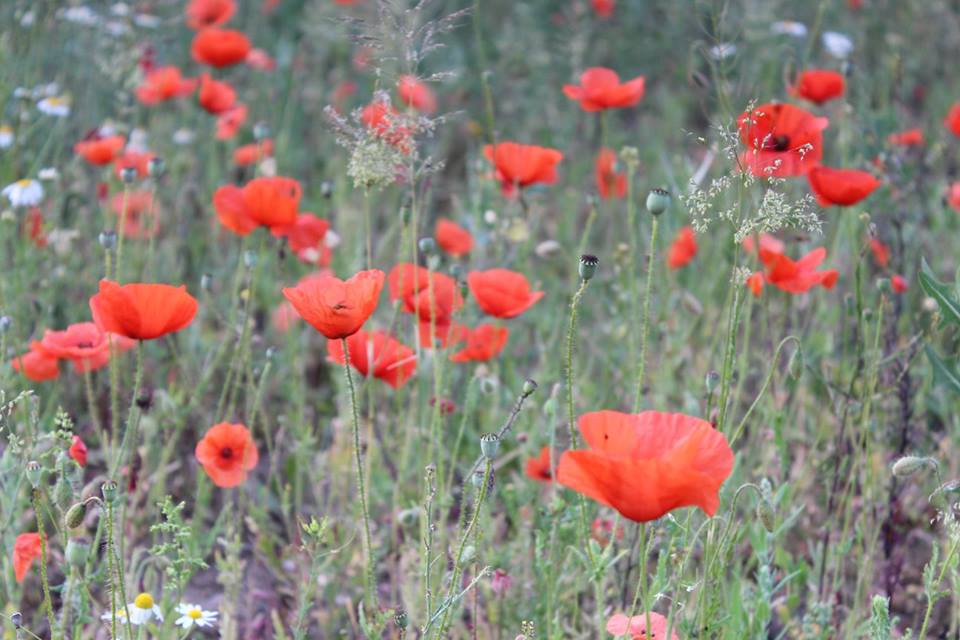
[65, 501, 88, 529]
[705, 371, 720, 394]
[25, 460, 42, 488]
[98, 230, 117, 250]
[101, 480, 118, 504]
[480, 433, 500, 460]
[394, 609, 408, 630]
[253, 122, 270, 141]
[201, 273, 213, 291]
[892, 456, 931, 478]
[645, 188, 671, 216]
[0, 315, 11, 333]
[418, 237, 437, 255]
[579, 254, 599, 281]
[147, 156, 165, 178]
[522, 378, 538, 398]
[321, 180, 333, 199]
[120, 166, 138, 184]
[11, 612, 21, 628]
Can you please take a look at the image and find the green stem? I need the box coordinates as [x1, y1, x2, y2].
[114, 184, 130, 282]
[31, 489, 56, 636]
[633, 216, 659, 411]
[110, 341, 143, 478]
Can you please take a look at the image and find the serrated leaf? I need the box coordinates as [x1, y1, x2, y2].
[925, 345, 960, 394]
[919, 258, 960, 327]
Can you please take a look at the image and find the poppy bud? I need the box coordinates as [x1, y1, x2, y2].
[11, 612, 21, 628]
[892, 456, 932, 478]
[418, 237, 437, 256]
[462, 544, 476, 563]
[243, 250, 257, 269]
[321, 180, 333, 199]
[480, 377, 498, 395]
[147, 156, 166, 178]
[65, 538, 89, 568]
[578, 254, 599, 281]
[522, 378, 538, 398]
[0, 315, 11, 333]
[120, 166, 138, 184]
[756, 498, 776, 532]
[98, 230, 117, 250]
[427, 254, 441, 271]
[25, 460, 42, 488]
[394, 608, 408, 630]
[101, 480, 118, 504]
[705, 370, 719, 394]
[449, 263, 464, 281]
[253, 121, 270, 141]
[480, 433, 500, 460]
[645, 188, 671, 216]
[65, 501, 88, 529]
[397, 508, 420, 528]
[201, 273, 213, 291]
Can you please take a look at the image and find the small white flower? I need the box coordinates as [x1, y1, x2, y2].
[60, 6, 99, 26]
[110, 3, 130, 17]
[707, 42, 737, 60]
[127, 592, 163, 626]
[822, 31, 854, 58]
[134, 14, 161, 28]
[37, 96, 71, 117]
[324, 229, 341, 250]
[771, 20, 807, 37]
[173, 128, 195, 145]
[175, 603, 218, 630]
[100, 607, 129, 624]
[20, 10, 36, 26]
[3, 179, 44, 207]
[0, 125, 14, 149]
[38, 167, 60, 181]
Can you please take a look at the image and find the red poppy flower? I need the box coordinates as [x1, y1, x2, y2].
[111, 191, 159, 239]
[944, 102, 960, 137]
[327, 329, 417, 388]
[449, 324, 509, 362]
[738, 102, 828, 177]
[245, 48, 276, 71]
[191, 28, 252, 68]
[26, 208, 46, 248]
[563, 67, 645, 112]
[135, 66, 197, 105]
[234, 139, 274, 166]
[591, 0, 614, 17]
[273, 213, 331, 264]
[387, 264, 464, 325]
[11, 343, 59, 381]
[483, 142, 563, 196]
[331, 81, 357, 112]
[467, 269, 544, 319]
[216, 103, 247, 139]
[947, 182, 960, 213]
[398, 75, 437, 114]
[113, 150, 155, 180]
[282, 269, 385, 339]
[888, 128, 924, 146]
[591, 517, 624, 547]
[606, 612, 679, 640]
[74, 135, 125, 166]
[195, 422, 259, 488]
[417, 320, 465, 349]
[69, 435, 88, 467]
[666, 226, 697, 270]
[763, 247, 839, 294]
[745, 272, 764, 297]
[435, 218, 473, 257]
[213, 176, 302, 235]
[198, 73, 237, 114]
[807, 166, 880, 207]
[388, 263, 430, 312]
[788, 69, 846, 105]
[40, 321, 108, 365]
[595, 148, 627, 199]
[525, 446, 554, 482]
[90, 280, 199, 341]
[186, 0, 236, 29]
[556, 410, 734, 522]
[13, 533, 42, 583]
[361, 100, 413, 152]
[891, 274, 909, 293]
[869, 238, 889, 268]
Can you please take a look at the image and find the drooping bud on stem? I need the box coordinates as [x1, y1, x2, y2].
[892, 456, 934, 478]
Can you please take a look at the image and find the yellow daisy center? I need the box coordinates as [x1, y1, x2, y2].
[188, 608, 202, 620]
[134, 593, 154, 609]
[46, 97, 68, 106]
[16, 179, 32, 187]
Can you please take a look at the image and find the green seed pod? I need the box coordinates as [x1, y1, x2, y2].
[645, 188, 671, 216]
[521, 379, 538, 398]
[65, 538, 89, 568]
[25, 461, 42, 488]
[120, 166, 138, 184]
[101, 480, 118, 504]
[876, 278, 892, 294]
[147, 156, 166, 178]
[98, 230, 117, 250]
[704, 371, 720, 394]
[578, 255, 599, 282]
[480, 433, 500, 460]
[65, 502, 88, 529]
[418, 237, 437, 256]
[397, 508, 420, 528]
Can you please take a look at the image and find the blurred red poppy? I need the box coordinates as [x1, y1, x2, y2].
[361, 100, 413, 152]
[606, 612, 678, 640]
[387, 264, 464, 324]
[763, 247, 839, 294]
[435, 218, 473, 257]
[467, 269, 544, 318]
[90, 280, 199, 341]
[398, 75, 437, 114]
[666, 226, 697, 269]
[273, 213, 331, 265]
[591, 0, 614, 17]
[213, 176, 302, 234]
[525, 446, 554, 482]
[186, 0, 236, 30]
[327, 329, 417, 388]
[944, 102, 960, 137]
[738, 102, 828, 177]
[483, 142, 563, 196]
[745, 272, 764, 297]
[74, 135, 125, 166]
[245, 48, 276, 71]
[26, 208, 47, 248]
[195, 422, 258, 488]
[887, 128, 924, 146]
[234, 139, 274, 166]
[891, 274, 909, 293]
[216, 103, 247, 139]
[595, 148, 626, 199]
[807, 166, 880, 207]
[191, 28, 252, 68]
[198, 73, 237, 114]
[282, 270, 385, 339]
[135, 66, 197, 105]
[789, 69, 845, 105]
[449, 324, 509, 362]
[947, 182, 960, 212]
[556, 410, 734, 522]
[69, 435, 88, 467]
[40, 322, 108, 368]
[113, 150, 155, 180]
[13, 533, 42, 583]
[111, 191, 159, 239]
[869, 238, 889, 268]
[563, 67, 645, 112]
[11, 343, 59, 381]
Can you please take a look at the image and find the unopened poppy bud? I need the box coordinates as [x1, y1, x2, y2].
[243, 250, 257, 269]
[427, 254, 441, 271]
[705, 371, 720, 394]
[756, 498, 776, 532]
[522, 378, 538, 398]
[253, 121, 270, 141]
[645, 188, 671, 216]
[480, 433, 500, 460]
[578, 254, 599, 281]
[25, 460, 42, 488]
[147, 156, 166, 178]
[119, 166, 138, 184]
[462, 544, 476, 563]
[394, 608, 408, 630]
[98, 230, 117, 250]
[0, 315, 11, 333]
[449, 263, 464, 280]
[201, 273, 213, 291]
[65, 538, 89, 567]
[876, 278, 891, 294]
[65, 501, 88, 529]
[397, 508, 420, 528]
[11, 612, 21, 628]
[480, 377, 497, 395]
[892, 456, 931, 478]
[321, 180, 333, 199]
[418, 237, 437, 256]
[101, 480, 118, 504]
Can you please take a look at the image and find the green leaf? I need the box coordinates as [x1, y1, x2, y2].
[919, 258, 960, 327]
[925, 345, 960, 394]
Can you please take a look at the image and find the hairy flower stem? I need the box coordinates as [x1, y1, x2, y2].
[918, 534, 960, 640]
[113, 184, 130, 282]
[565, 279, 593, 544]
[106, 500, 134, 640]
[110, 341, 143, 479]
[717, 250, 744, 431]
[342, 340, 378, 611]
[624, 522, 652, 639]
[83, 367, 106, 449]
[31, 489, 56, 636]
[632, 217, 659, 411]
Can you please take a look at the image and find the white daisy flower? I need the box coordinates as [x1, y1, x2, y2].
[20, 11, 36, 26]
[707, 42, 737, 60]
[100, 607, 130, 624]
[822, 31, 854, 58]
[3, 179, 44, 207]
[771, 21, 807, 37]
[173, 128, 195, 146]
[127, 592, 163, 625]
[175, 603, 218, 630]
[38, 167, 59, 181]
[60, 6, 98, 26]
[0, 125, 14, 149]
[37, 96, 71, 117]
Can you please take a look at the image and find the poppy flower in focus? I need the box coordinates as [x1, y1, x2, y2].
[745, 272, 764, 297]
[327, 329, 417, 388]
[807, 166, 880, 207]
[113, 150, 155, 180]
[595, 148, 626, 199]
[398, 75, 437, 114]
[282, 269, 385, 340]
[13, 533, 43, 583]
[525, 446, 554, 482]
[891, 274, 909, 293]
[90, 280, 199, 341]
[273, 213, 331, 265]
[666, 226, 697, 270]
[198, 73, 237, 114]
[361, 100, 413, 152]
[763, 247, 839, 294]
[74, 135, 125, 166]
[556, 410, 734, 522]
[788, 69, 845, 105]
[606, 612, 679, 640]
[234, 139, 274, 166]
[216, 104, 247, 139]
[186, 0, 236, 30]
[483, 142, 563, 196]
[11, 343, 59, 381]
[69, 435, 88, 467]
[944, 102, 960, 137]
[946, 182, 960, 213]
[888, 128, 924, 146]
[191, 28, 252, 68]
[449, 324, 509, 362]
[738, 102, 828, 177]
[869, 238, 889, 268]
[195, 422, 258, 488]
[435, 218, 473, 257]
[213, 176, 302, 234]
[563, 67, 645, 112]
[135, 66, 197, 105]
[467, 269, 544, 319]
[111, 191, 159, 239]
[591, 0, 614, 17]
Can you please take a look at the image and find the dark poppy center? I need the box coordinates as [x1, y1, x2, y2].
[220, 447, 234, 459]
[76, 342, 93, 349]
[767, 134, 791, 151]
